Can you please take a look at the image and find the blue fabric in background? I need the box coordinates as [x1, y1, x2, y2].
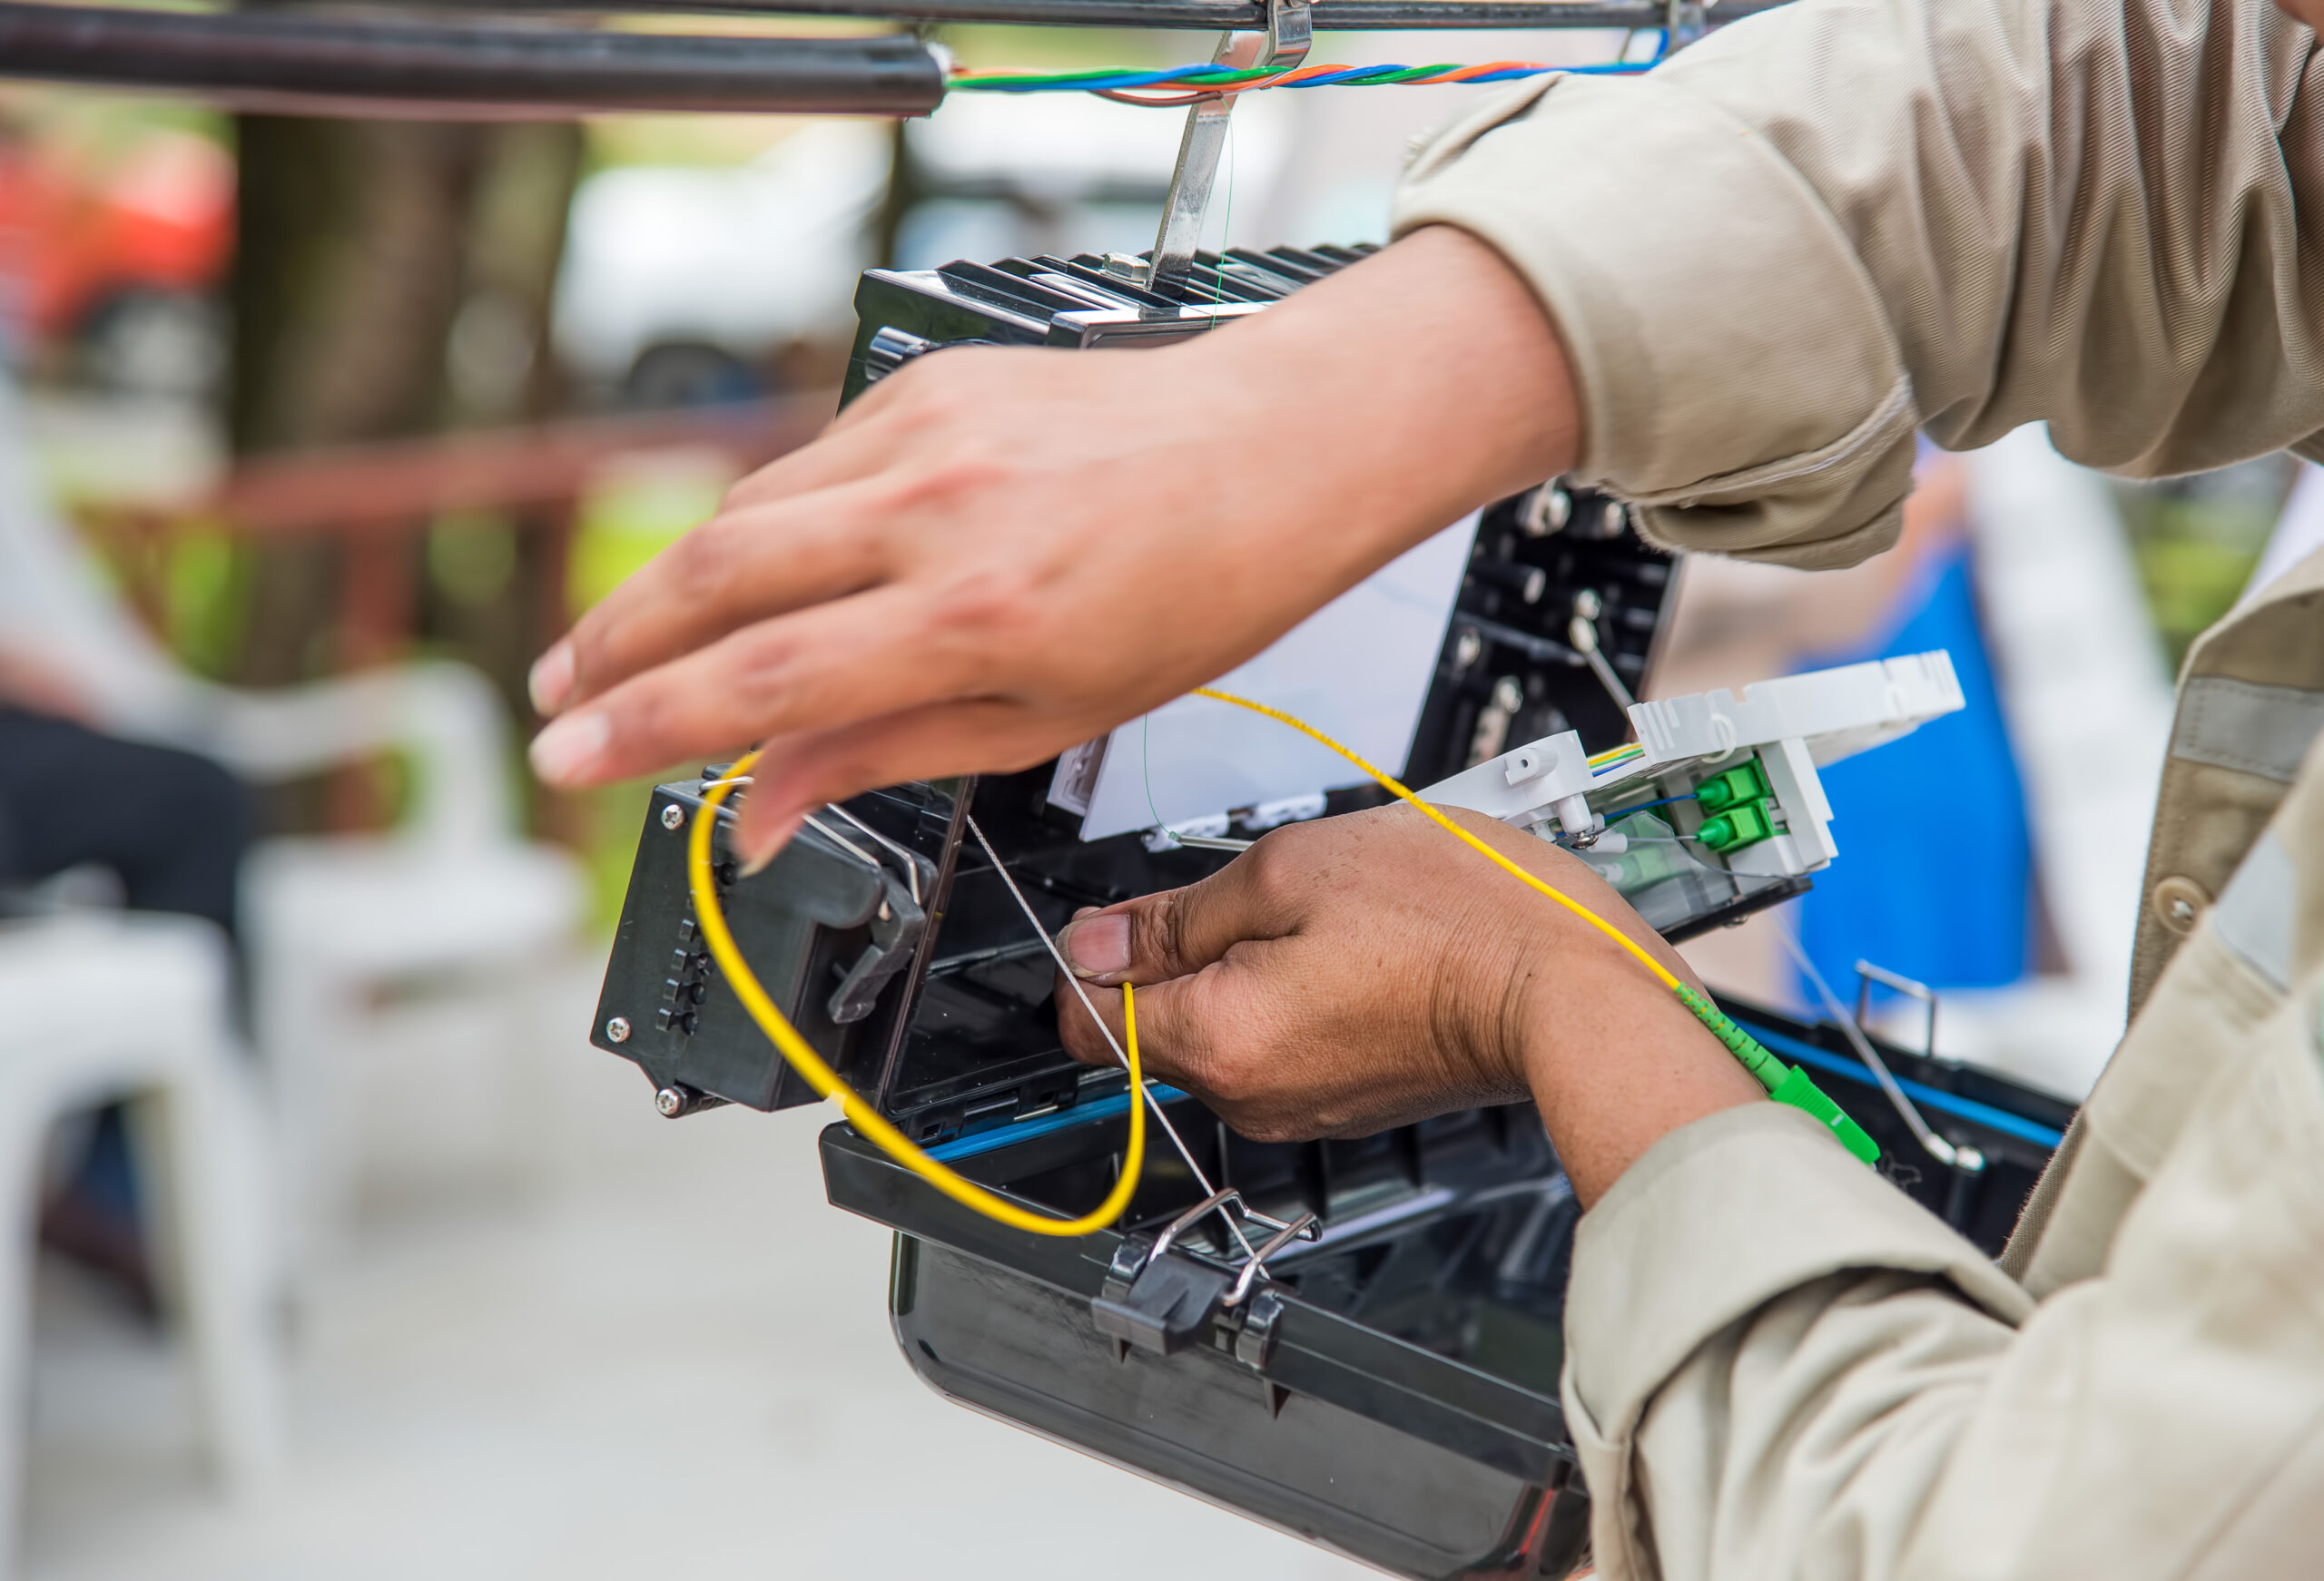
[1793, 542, 2034, 1007]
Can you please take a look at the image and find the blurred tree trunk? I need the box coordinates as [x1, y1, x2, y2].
[226, 113, 581, 826]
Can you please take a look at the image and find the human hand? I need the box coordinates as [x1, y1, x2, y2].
[1052, 804, 1763, 1204]
[525, 228, 1576, 866]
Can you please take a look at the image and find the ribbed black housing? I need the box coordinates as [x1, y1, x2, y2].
[0, 3, 945, 119]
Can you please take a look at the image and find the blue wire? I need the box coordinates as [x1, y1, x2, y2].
[1608, 793, 1690, 818]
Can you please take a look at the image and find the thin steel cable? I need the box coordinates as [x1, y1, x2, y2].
[963, 813, 1264, 1264]
[1776, 925, 1959, 1167]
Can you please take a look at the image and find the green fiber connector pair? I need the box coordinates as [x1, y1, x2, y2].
[1675, 985, 1881, 1165]
[1693, 758, 1780, 854]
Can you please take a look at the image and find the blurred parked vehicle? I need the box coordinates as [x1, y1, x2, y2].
[0, 124, 231, 394]
[553, 120, 888, 408]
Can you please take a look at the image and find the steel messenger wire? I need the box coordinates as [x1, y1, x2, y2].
[962, 810, 1262, 1262]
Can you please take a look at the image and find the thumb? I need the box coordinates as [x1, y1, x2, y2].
[1054, 849, 1295, 987]
[1052, 960, 1225, 1095]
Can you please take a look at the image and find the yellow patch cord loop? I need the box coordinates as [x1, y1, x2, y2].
[688, 752, 1147, 1236]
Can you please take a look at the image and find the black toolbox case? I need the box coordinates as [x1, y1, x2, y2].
[590, 243, 2074, 1578]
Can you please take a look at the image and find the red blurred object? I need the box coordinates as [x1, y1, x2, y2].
[0, 128, 231, 352]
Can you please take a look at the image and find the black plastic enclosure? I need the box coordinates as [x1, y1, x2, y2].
[580, 240, 2078, 1579]
[821, 997, 2067, 1578]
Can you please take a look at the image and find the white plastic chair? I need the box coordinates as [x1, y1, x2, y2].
[0, 375, 586, 1269]
[0, 912, 281, 1572]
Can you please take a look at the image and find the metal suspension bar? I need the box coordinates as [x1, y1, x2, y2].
[500, 0, 1786, 30]
[0, 3, 946, 119]
[1147, 0, 1309, 292]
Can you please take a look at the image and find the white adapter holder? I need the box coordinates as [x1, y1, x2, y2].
[1421, 652, 1965, 879]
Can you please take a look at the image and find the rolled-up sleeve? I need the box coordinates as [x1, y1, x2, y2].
[1562, 984, 2324, 1581]
[1393, 0, 2324, 566]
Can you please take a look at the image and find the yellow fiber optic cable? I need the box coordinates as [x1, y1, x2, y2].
[1193, 687, 1684, 992]
[688, 753, 1147, 1236]
[690, 684, 1872, 1242]
[1192, 687, 1877, 1164]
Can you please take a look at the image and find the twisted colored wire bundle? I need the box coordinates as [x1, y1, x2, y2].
[950, 54, 1655, 105]
[1589, 741, 1647, 775]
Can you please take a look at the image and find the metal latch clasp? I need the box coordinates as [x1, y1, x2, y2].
[802, 807, 938, 1025]
[1090, 1187, 1318, 1356]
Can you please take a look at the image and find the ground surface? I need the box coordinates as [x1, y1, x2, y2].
[24, 956, 1369, 1581]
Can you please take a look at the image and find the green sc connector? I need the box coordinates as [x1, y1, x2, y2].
[1694, 759, 1771, 813]
[1698, 800, 1775, 852]
[1768, 1065, 1883, 1164]
[1672, 984, 1880, 1166]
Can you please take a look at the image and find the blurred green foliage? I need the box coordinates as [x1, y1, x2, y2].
[427, 512, 518, 607]
[160, 526, 251, 679]
[565, 454, 738, 930]
[566, 456, 732, 615]
[2112, 456, 2291, 671]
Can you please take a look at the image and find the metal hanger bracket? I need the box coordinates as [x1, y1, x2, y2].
[1139, 0, 1312, 292]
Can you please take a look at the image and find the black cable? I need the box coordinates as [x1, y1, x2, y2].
[0, 3, 945, 118]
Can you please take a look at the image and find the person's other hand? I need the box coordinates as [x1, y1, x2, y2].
[524, 228, 1576, 866]
[1052, 804, 1763, 1204]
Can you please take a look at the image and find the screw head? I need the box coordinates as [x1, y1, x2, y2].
[655, 1085, 686, 1118]
[1519, 485, 1570, 536]
[605, 1016, 631, 1044]
[661, 804, 685, 831]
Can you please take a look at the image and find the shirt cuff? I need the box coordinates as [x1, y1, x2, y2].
[1564, 1103, 2033, 1450]
[1391, 72, 1918, 568]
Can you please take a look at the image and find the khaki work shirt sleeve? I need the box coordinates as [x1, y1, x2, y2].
[1564, 984, 2324, 1581]
[1392, 0, 2324, 567]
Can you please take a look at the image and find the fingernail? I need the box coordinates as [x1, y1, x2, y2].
[738, 813, 803, 878]
[527, 640, 575, 716]
[1059, 913, 1130, 978]
[527, 711, 609, 786]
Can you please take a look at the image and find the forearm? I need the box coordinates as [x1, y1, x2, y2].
[1507, 916, 1762, 1208]
[1395, 0, 2324, 565]
[1180, 223, 1580, 565]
